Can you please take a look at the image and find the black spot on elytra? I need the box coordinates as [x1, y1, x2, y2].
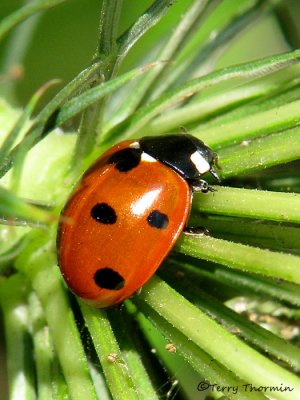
[91, 203, 117, 224]
[147, 210, 169, 229]
[94, 268, 125, 290]
[108, 148, 142, 172]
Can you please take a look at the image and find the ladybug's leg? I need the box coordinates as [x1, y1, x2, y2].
[185, 180, 213, 235]
[183, 183, 215, 236]
[184, 226, 210, 235]
[191, 179, 215, 193]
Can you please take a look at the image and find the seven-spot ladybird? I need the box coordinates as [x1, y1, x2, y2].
[57, 134, 220, 308]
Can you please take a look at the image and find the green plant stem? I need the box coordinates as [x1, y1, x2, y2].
[51, 358, 69, 400]
[108, 308, 160, 399]
[0, 62, 156, 180]
[160, 268, 300, 370]
[194, 98, 300, 148]
[94, 0, 175, 143]
[214, 268, 300, 307]
[27, 292, 61, 399]
[36, 61, 102, 128]
[143, 81, 276, 136]
[131, 301, 269, 400]
[126, 303, 200, 400]
[117, 0, 175, 65]
[68, 63, 158, 170]
[193, 78, 300, 128]
[80, 0, 124, 152]
[191, 186, 300, 223]
[122, 49, 300, 139]
[172, 0, 279, 88]
[0, 187, 53, 223]
[0, 64, 156, 183]
[103, 0, 216, 134]
[0, 275, 36, 400]
[188, 214, 300, 253]
[0, 80, 60, 162]
[15, 231, 97, 400]
[167, 257, 300, 307]
[218, 127, 300, 177]
[0, 60, 101, 179]
[97, 0, 123, 61]
[0, 235, 29, 267]
[176, 233, 300, 284]
[60, 65, 156, 127]
[102, 0, 211, 134]
[135, 276, 300, 400]
[141, 74, 300, 136]
[147, 0, 252, 99]
[79, 302, 139, 400]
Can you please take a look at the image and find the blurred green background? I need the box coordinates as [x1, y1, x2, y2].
[1, 0, 298, 108]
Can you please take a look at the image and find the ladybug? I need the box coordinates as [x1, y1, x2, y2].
[57, 134, 220, 308]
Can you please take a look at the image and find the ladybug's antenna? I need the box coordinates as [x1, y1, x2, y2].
[210, 154, 221, 182]
[213, 153, 222, 171]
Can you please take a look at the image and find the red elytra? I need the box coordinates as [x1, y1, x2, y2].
[57, 134, 220, 308]
[57, 140, 190, 308]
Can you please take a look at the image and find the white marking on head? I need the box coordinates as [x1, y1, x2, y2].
[141, 152, 157, 162]
[190, 151, 210, 174]
[129, 141, 140, 149]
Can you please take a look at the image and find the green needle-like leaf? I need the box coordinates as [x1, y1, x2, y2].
[0, 79, 60, 161]
[191, 186, 300, 223]
[218, 127, 300, 177]
[79, 302, 139, 400]
[167, 257, 300, 306]
[122, 50, 300, 138]
[28, 292, 64, 399]
[136, 276, 300, 400]
[194, 98, 300, 148]
[117, 0, 175, 62]
[102, 0, 211, 133]
[15, 231, 97, 400]
[0, 275, 36, 400]
[0, 60, 101, 179]
[97, 0, 123, 59]
[0, 186, 54, 224]
[160, 269, 300, 370]
[58, 64, 158, 126]
[176, 234, 300, 284]
[131, 301, 264, 400]
[215, 268, 300, 307]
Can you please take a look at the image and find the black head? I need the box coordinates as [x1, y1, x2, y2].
[139, 134, 220, 183]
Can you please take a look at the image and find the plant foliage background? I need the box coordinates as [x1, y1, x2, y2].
[0, 1, 300, 399]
